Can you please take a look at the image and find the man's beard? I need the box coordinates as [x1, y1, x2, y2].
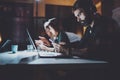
[80, 20, 88, 26]
[79, 17, 92, 26]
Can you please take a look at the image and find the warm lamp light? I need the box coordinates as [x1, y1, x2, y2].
[96, 1, 101, 8]
[95, 1, 102, 14]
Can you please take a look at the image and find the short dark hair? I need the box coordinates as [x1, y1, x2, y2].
[72, 0, 97, 14]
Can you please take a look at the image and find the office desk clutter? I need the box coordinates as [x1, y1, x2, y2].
[27, 44, 34, 51]
[0, 50, 38, 65]
[0, 49, 108, 65]
[11, 44, 18, 53]
[0, 48, 67, 64]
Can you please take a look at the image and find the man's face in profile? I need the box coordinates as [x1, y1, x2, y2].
[73, 8, 87, 26]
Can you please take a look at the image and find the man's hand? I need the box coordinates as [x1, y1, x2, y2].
[35, 40, 44, 46]
[38, 36, 51, 46]
[52, 43, 61, 52]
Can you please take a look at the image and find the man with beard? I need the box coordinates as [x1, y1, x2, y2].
[72, 0, 118, 61]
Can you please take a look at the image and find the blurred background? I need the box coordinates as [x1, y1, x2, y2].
[0, 0, 120, 49]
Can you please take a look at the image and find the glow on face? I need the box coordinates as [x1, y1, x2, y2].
[74, 9, 86, 22]
[49, 26, 56, 36]
[45, 28, 52, 37]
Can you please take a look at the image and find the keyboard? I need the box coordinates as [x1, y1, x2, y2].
[38, 51, 62, 57]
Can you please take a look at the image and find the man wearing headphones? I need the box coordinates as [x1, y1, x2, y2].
[72, 0, 118, 60]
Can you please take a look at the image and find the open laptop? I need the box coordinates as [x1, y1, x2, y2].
[0, 40, 11, 52]
[26, 28, 64, 58]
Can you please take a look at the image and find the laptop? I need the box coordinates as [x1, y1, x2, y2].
[26, 28, 65, 58]
[0, 40, 11, 52]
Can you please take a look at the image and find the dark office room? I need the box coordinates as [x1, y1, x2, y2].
[0, 0, 120, 80]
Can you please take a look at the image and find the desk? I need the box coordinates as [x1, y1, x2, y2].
[28, 58, 108, 69]
[0, 51, 110, 80]
[0, 50, 108, 65]
[0, 50, 38, 65]
[0, 50, 108, 70]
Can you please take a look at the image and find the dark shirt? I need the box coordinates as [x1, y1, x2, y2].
[53, 31, 70, 55]
[43, 31, 70, 48]
[78, 16, 118, 60]
[54, 31, 70, 46]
